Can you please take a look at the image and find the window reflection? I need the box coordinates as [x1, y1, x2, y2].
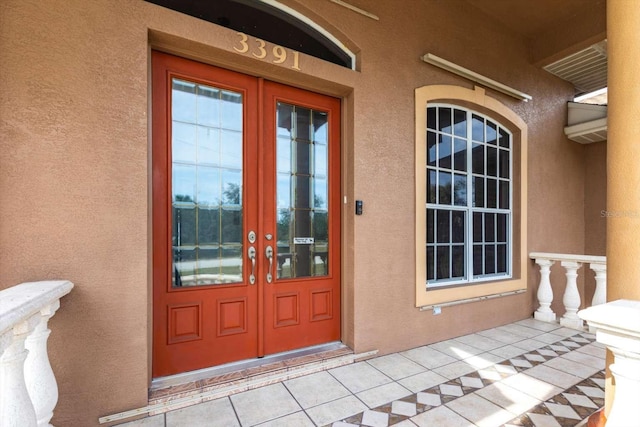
[276, 103, 330, 279]
[426, 105, 512, 284]
[171, 78, 243, 287]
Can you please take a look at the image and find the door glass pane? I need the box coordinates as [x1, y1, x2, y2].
[171, 78, 243, 287]
[276, 102, 330, 279]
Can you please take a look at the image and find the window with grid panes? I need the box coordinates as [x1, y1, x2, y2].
[426, 105, 512, 286]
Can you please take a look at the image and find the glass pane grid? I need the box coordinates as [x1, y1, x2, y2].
[426, 208, 467, 282]
[171, 78, 244, 287]
[277, 103, 330, 280]
[426, 105, 512, 287]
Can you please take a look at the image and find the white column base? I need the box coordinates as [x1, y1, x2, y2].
[534, 311, 556, 322]
[579, 300, 640, 427]
[607, 350, 640, 427]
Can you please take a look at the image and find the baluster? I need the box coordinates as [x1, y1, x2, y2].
[24, 301, 60, 427]
[534, 259, 556, 322]
[588, 263, 607, 333]
[590, 263, 607, 307]
[0, 319, 38, 427]
[560, 261, 584, 329]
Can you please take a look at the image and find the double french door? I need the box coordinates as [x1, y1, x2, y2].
[152, 52, 341, 377]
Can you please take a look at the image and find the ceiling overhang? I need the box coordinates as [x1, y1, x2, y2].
[564, 102, 607, 144]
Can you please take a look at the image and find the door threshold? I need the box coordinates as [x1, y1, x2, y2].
[100, 345, 378, 424]
[150, 342, 351, 401]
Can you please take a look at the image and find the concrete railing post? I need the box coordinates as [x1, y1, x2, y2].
[0, 281, 73, 427]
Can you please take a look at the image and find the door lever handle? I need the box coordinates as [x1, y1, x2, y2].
[248, 246, 256, 285]
[265, 245, 274, 283]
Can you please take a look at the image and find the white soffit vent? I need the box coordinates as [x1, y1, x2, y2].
[544, 40, 607, 96]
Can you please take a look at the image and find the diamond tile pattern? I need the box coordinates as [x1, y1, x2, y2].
[116, 323, 605, 427]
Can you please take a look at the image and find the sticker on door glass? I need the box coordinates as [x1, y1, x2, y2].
[293, 237, 314, 244]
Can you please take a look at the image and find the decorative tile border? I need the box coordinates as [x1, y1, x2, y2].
[325, 332, 603, 427]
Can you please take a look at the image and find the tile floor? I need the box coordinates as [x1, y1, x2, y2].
[117, 318, 605, 427]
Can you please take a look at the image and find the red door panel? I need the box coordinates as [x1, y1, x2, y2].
[152, 52, 259, 377]
[262, 81, 341, 355]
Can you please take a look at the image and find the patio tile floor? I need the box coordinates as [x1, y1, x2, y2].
[117, 319, 605, 427]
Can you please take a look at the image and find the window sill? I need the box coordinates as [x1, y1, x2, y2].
[415, 277, 526, 308]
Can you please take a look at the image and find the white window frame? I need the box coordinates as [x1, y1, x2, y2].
[426, 105, 513, 288]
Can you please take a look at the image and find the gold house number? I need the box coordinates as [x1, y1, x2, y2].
[234, 32, 301, 71]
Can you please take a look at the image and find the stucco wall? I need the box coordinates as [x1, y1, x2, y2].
[0, 1, 150, 425]
[0, 0, 586, 425]
[585, 142, 607, 257]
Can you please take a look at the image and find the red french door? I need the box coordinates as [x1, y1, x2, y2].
[152, 52, 341, 377]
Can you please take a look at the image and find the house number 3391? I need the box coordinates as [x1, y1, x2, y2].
[234, 32, 301, 71]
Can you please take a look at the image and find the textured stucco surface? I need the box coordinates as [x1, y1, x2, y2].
[607, 0, 640, 302]
[0, 0, 596, 425]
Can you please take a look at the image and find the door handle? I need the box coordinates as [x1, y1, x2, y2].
[265, 245, 274, 283]
[248, 246, 256, 285]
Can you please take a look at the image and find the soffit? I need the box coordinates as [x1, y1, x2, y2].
[465, 0, 607, 95]
[464, 0, 591, 39]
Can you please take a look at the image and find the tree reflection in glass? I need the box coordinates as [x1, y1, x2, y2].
[171, 79, 243, 287]
[276, 103, 329, 279]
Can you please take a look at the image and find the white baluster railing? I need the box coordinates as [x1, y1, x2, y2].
[0, 280, 73, 427]
[529, 253, 606, 330]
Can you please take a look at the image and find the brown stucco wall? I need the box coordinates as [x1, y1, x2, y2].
[0, 0, 588, 425]
[0, 1, 150, 425]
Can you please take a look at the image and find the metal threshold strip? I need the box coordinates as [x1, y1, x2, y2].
[151, 341, 345, 391]
[99, 343, 378, 424]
